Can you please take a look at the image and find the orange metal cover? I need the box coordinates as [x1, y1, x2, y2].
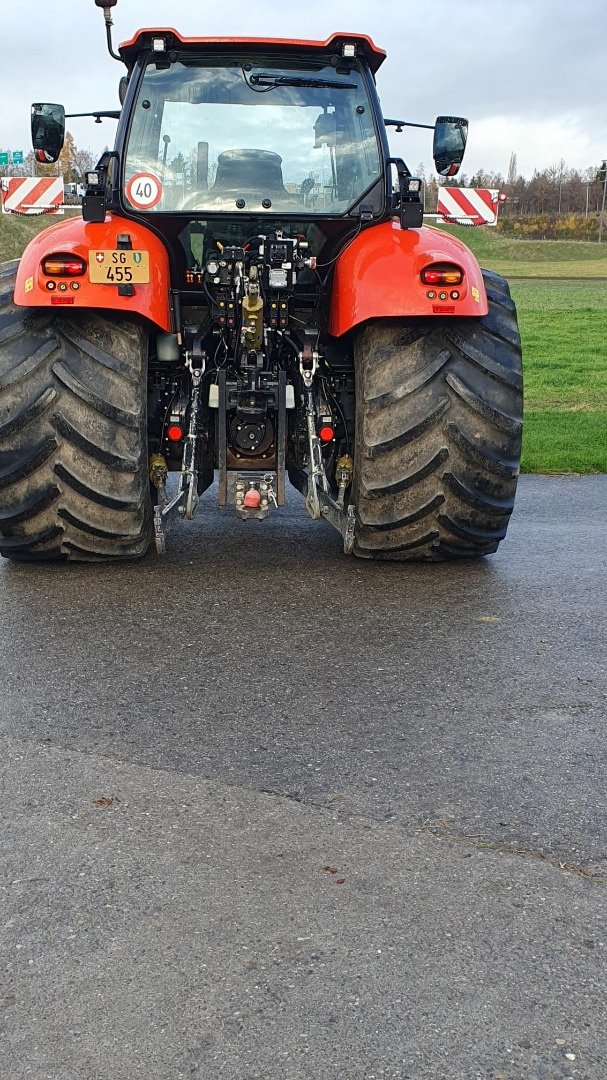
[14, 214, 172, 332]
[329, 222, 489, 337]
[118, 30, 387, 72]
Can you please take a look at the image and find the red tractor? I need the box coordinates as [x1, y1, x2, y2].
[0, 0, 522, 562]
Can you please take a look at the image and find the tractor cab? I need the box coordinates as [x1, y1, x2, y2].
[112, 32, 392, 295]
[120, 35, 385, 222]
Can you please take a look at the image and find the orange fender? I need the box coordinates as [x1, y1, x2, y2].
[328, 221, 489, 337]
[14, 213, 172, 332]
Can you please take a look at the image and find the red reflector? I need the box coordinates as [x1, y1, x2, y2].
[243, 488, 261, 508]
[167, 424, 184, 442]
[421, 263, 463, 286]
[319, 425, 335, 443]
[50, 296, 75, 305]
[42, 254, 86, 277]
[432, 305, 456, 314]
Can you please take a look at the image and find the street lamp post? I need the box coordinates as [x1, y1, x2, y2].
[599, 160, 607, 244]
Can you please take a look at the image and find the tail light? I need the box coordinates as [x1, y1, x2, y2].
[41, 254, 86, 277]
[420, 263, 463, 286]
[166, 424, 184, 442]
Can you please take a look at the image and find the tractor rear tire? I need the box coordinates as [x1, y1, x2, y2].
[0, 263, 152, 562]
[353, 269, 523, 560]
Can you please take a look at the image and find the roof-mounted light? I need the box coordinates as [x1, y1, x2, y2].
[342, 43, 357, 58]
[152, 37, 167, 53]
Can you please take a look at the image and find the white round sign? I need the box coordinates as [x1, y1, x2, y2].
[126, 172, 163, 210]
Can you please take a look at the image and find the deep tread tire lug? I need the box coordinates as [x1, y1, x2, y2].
[353, 270, 522, 561]
[0, 264, 152, 562]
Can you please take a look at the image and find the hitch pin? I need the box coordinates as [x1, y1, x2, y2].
[299, 348, 318, 389]
[185, 351, 205, 386]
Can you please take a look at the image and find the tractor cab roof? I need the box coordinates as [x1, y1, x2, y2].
[118, 30, 386, 73]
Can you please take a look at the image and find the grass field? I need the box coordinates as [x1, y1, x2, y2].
[0, 211, 80, 262]
[1, 215, 605, 473]
[512, 280, 607, 472]
[430, 226, 607, 473]
[437, 224, 607, 279]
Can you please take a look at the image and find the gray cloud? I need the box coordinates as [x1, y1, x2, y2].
[1, 0, 605, 177]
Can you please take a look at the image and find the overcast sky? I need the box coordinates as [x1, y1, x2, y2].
[2, 0, 605, 179]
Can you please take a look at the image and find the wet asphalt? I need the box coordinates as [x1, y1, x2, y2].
[1, 474, 606, 1080]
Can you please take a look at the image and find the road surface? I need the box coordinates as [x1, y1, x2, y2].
[1, 475, 605, 1079]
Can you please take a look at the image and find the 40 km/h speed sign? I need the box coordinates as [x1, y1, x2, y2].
[125, 172, 163, 210]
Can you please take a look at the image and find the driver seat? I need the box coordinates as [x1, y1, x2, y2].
[209, 149, 290, 198]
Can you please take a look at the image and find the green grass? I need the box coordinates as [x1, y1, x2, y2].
[1, 215, 605, 473]
[521, 411, 607, 473]
[436, 224, 607, 278]
[0, 211, 76, 262]
[435, 228, 607, 473]
[512, 280, 607, 473]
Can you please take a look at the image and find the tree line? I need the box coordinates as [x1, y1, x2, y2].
[3, 137, 603, 218]
[436, 154, 604, 214]
[0, 132, 96, 185]
[420, 153, 607, 239]
[1, 136, 605, 239]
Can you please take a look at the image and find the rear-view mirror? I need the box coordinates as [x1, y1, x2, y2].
[433, 115, 468, 177]
[31, 102, 66, 164]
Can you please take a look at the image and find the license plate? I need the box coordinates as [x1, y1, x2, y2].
[89, 250, 150, 285]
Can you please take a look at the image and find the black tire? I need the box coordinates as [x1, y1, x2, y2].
[0, 263, 152, 562]
[353, 269, 523, 560]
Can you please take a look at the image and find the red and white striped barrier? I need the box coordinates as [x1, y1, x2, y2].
[1, 176, 64, 216]
[437, 187, 504, 226]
